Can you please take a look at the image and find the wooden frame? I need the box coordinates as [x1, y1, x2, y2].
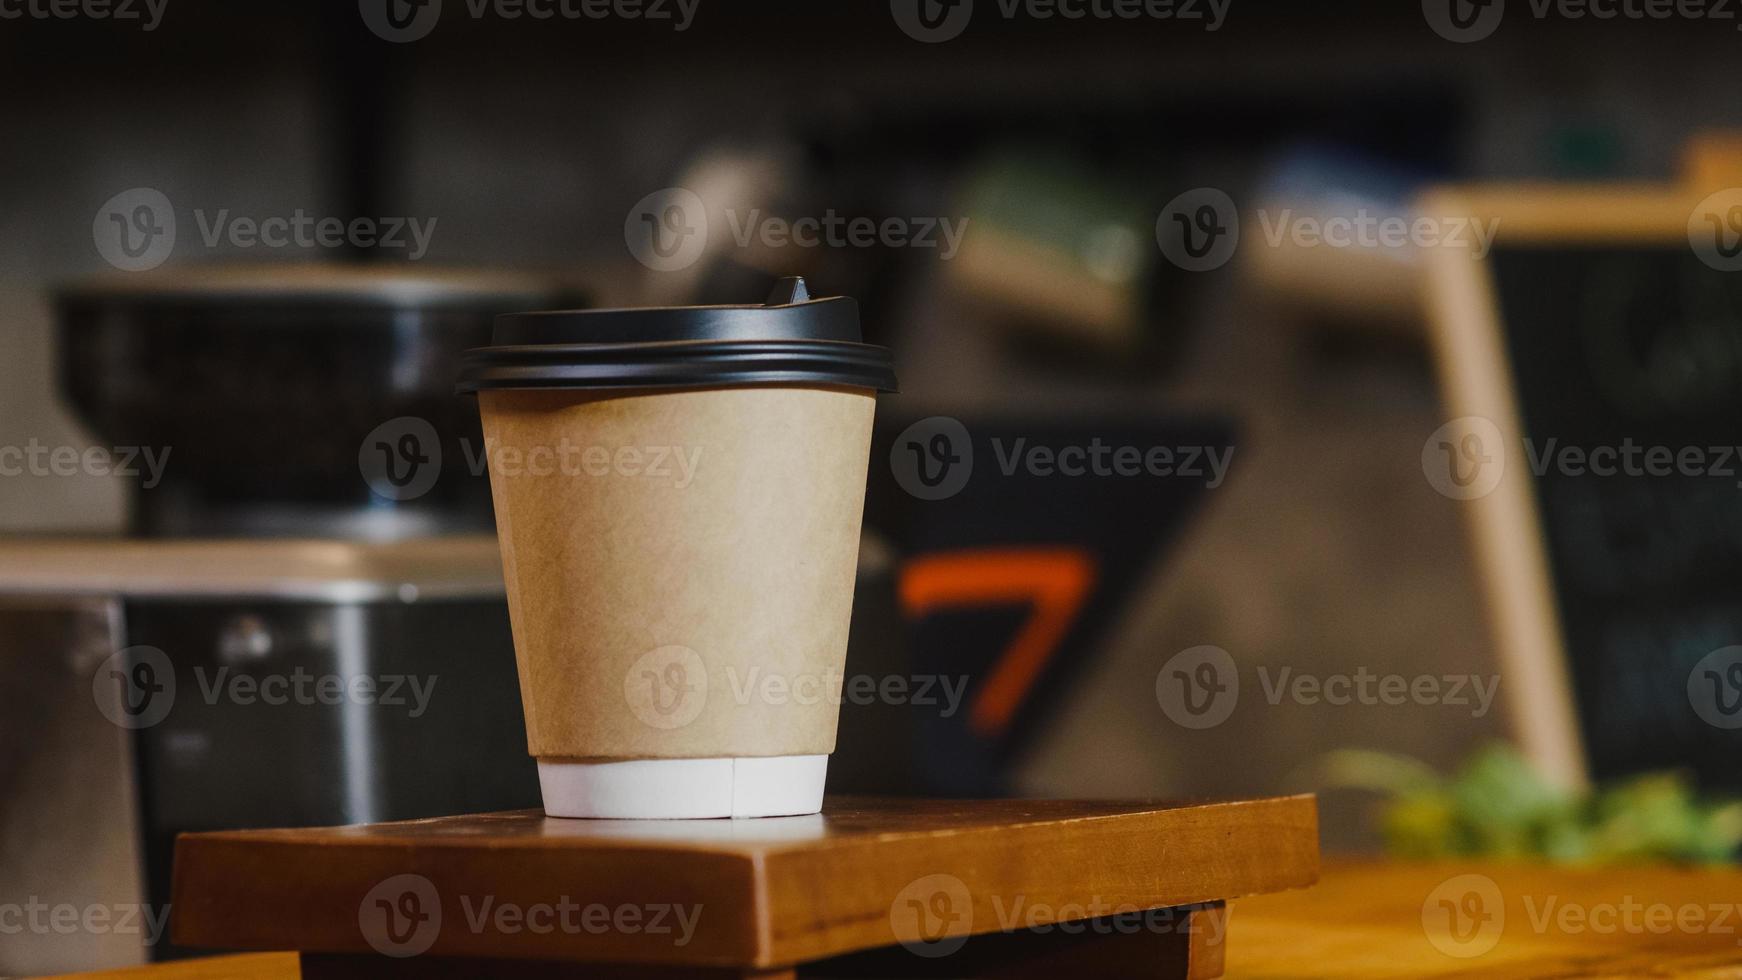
[1418, 183, 1712, 788]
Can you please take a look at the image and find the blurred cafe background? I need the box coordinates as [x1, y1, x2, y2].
[7, 1, 1742, 972]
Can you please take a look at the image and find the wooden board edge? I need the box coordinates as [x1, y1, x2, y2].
[170, 835, 769, 968]
[755, 793, 1319, 966]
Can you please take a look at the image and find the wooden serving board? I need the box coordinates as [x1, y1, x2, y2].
[170, 795, 1319, 978]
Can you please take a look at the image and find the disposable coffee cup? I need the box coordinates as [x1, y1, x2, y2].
[458, 278, 897, 819]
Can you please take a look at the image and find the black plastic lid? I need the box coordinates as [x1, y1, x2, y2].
[456, 278, 897, 393]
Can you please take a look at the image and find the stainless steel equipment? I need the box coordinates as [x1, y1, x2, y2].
[0, 537, 537, 975]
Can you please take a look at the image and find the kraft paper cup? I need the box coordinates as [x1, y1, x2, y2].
[459, 278, 896, 819]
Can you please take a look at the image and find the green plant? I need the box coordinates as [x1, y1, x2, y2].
[1319, 743, 1742, 865]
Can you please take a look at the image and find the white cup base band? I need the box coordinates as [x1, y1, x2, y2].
[537, 755, 828, 819]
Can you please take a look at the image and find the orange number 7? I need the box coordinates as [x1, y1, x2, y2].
[898, 548, 1097, 739]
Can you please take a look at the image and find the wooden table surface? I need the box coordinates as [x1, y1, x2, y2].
[1226, 859, 1742, 978]
[62, 859, 1742, 979]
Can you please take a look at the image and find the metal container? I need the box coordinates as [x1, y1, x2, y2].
[0, 536, 536, 974]
[55, 265, 577, 539]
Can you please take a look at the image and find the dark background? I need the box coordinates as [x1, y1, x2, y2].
[5, 0, 1742, 845]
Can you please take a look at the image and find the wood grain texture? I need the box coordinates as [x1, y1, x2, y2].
[171, 796, 1319, 970]
[1230, 859, 1742, 978]
[48, 951, 300, 980]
